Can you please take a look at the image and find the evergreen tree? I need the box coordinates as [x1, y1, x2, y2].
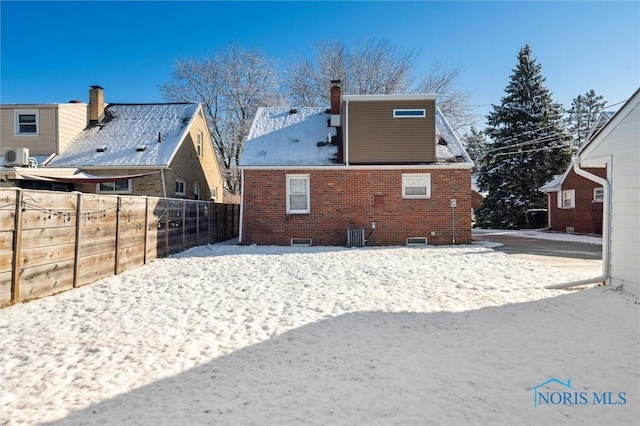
[565, 89, 606, 153]
[475, 44, 571, 229]
[462, 127, 489, 172]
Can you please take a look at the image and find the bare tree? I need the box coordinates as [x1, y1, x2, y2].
[285, 38, 475, 133]
[418, 60, 476, 132]
[285, 37, 416, 106]
[161, 44, 282, 194]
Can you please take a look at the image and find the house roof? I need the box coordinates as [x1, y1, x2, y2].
[240, 105, 473, 167]
[241, 107, 339, 166]
[47, 103, 200, 168]
[539, 164, 606, 193]
[579, 87, 640, 160]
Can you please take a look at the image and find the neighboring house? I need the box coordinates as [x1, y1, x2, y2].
[576, 89, 640, 295]
[1, 86, 224, 201]
[539, 165, 606, 234]
[239, 81, 474, 246]
[577, 87, 639, 295]
[0, 100, 87, 167]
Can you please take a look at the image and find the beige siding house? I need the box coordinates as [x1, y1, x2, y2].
[578, 88, 639, 295]
[2, 86, 224, 201]
[0, 102, 87, 163]
[344, 95, 437, 164]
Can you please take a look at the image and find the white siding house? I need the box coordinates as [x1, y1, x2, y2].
[579, 88, 639, 295]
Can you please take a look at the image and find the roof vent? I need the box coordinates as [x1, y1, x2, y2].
[289, 109, 298, 114]
[157, 131, 163, 142]
[438, 137, 448, 146]
[136, 146, 147, 152]
[96, 146, 108, 153]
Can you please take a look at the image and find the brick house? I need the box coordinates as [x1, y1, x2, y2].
[1, 86, 224, 201]
[539, 165, 606, 234]
[239, 81, 474, 246]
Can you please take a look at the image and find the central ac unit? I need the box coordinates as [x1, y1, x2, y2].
[347, 227, 365, 247]
[2, 147, 30, 167]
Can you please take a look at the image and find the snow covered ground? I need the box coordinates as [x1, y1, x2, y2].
[1, 239, 638, 425]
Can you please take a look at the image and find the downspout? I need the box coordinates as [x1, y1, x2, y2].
[239, 168, 244, 244]
[160, 168, 167, 198]
[344, 99, 349, 166]
[546, 156, 611, 289]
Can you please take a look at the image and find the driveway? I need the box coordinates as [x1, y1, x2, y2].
[472, 229, 603, 276]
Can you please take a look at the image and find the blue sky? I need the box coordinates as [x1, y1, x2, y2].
[1, 1, 638, 124]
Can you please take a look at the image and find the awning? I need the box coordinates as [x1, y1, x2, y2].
[16, 171, 160, 184]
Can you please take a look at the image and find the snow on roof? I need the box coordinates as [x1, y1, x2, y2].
[47, 103, 199, 167]
[241, 107, 338, 166]
[434, 107, 473, 164]
[241, 105, 472, 167]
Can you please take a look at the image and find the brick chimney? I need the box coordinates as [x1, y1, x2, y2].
[330, 79, 341, 114]
[330, 79, 341, 127]
[89, 85, 105, 125]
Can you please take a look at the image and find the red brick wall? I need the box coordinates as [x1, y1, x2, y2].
[547, 167, 606, 234]
[242, 168, 472, 246]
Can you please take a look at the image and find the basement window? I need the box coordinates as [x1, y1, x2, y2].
[406, 237, 428, 246]
[393, 109, 426, 118]
[290, 237, 312, 247]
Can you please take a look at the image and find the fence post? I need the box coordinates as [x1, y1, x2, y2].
[164, 199, 169, 257]
[196, 201, 200, 246]
[181, 199, 186, 251]
[143, 197, 149, 264]
[72, 193, 82, 287]
[114, 196, 122, 275]
[11, 189, 23, 303]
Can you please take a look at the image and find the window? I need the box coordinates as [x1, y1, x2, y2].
[196, 131, 203, 157]
[15, 110, 39, 135]
[175, 178, 186, 196]
[194, 182, 201, 200]
[393, 109, 426, 118]
[286, 174, 310, 214]
[402, 174, 431, 198]
[558, 189, 575, 209]
[593, 187, 604, 203]
[97, 179, 132, 194]
[210, 186, 217, 201]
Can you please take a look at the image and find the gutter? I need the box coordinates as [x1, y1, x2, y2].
[344, 99, 349, 166]
[545, 156, 611, 289]
[160, 169, 167, 198]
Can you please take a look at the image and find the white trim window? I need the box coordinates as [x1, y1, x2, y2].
[402, 173, 431, 198]
[175, 178, 186, 196]
[15, 109, 39, 135]
[96, 179, 132, 194]
[286, 174, 310, 214]
[558, 189, 575, 209]
[393, 109, 426, 118]
[196, 131, 203, 157]
[210, 186, 217, 201]
[593, 187, 604, 203]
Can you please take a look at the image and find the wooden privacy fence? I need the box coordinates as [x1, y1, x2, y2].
[0, 188, 239, 307]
